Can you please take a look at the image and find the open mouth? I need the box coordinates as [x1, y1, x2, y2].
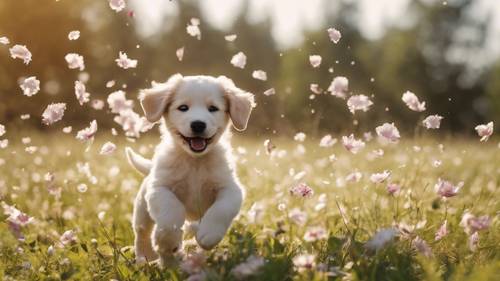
[180, 134, 213, 153]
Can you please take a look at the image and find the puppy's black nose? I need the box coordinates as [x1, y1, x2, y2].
[191, 121, 206, 134]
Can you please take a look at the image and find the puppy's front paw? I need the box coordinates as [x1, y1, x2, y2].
[196, 223, 227, 250]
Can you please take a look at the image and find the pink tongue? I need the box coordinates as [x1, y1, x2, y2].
[190, 138, 206, 151]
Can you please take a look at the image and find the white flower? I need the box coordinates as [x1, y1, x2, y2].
[474, 122, 493, 142]
[65, 53, 85, 71]
[376, 123, 400, 143]
[9, 45, 32, 64]
[370, 170, 391, 183]
[345, 171, 362, 183]
[288, 208, 307, 226]
[42, 103, 66, 125]
[0, 36, 9, 45]
[402, 91, 426, 112]
[109, 0, 126, 12]
[186, 18, 201, 40]
[319, 134, 336, 147]
[231, 52, 247, 69]
[176, 47, 184, 61]
[74, 81, 90, 105]
[60, 230, 77, 246]
[460, 212, 491, 234]
[294, 132, 306, 142]
[328, 76, 348, 98]
[263, 88, 275, 96]
[68, 30, 80, 40]
[252, 70, 267, 81]
[327, 27, 342, 43]
[107, 90, 133, 113]
[100, 142, 116, 155]
[225, 34, 237, 42]
[365, 228, 397, 251]
[342, 134, 365, 154]
[20, 76, 40, 97]
[76, 120, 98, 142]
[435, 220, 448, 241]
[303, 226, 328, 242]
[309, 55, 322, 68]
[347, 95, 373, 114]
[115, 52, 137, 69]
[0, 124, 5, 137]
[292, 254, 316, 272]
[423, 115, 443, 129]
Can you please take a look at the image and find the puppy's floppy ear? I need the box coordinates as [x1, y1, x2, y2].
[217, 76, 256, 131]
[140, 73, 183, 122]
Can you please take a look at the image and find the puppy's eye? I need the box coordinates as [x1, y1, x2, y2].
[208, 105, 219, 112]
[178, 105, 189, 112]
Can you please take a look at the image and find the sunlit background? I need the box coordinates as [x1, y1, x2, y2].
[0, 0, 499, 136]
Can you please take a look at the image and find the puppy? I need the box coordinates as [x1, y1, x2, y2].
[126, 74, 255, 264]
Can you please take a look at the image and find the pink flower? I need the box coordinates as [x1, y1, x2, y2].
[231, 255, 265, 279]
[319, 134, 336, 147]
[42, 103, 66, 125]
[263, 88, 275, 96]
[100, 142, 116, 155]
[186, 18, 201, 40]
[252, 70, 267, 81]
[474, 122, 493, 142]
[423, 114, 443, 129]
[20, 76, 40, 96]
[107, 90, 133, 113]
[309, 55, 322, 68]
[288, 208, 307, 226]
[345, 171, 362, 183]
[412, 236, 432, 257]
[2, 202, 33, 227]
[68, 30, 80, 40]
[114, 110, 152, 138]
[435, 220, 448, 241]
[435, 178, 462, 198]
[65, 53, 85, 71]
[402, 91, 426, 112]
[342, 134, 365, 154]
[76, 120, 98, 142]
[376, 123, 400, 143]
[176, 47, 184, 61]
[370, 170, 391, 183]
[59, 230, 77, 246]
[327, 76, 348, 98]
[231, 52, 247, 69]
[115, 52, 137, 69]
[0, 36, 9, 45]
[303, 226, 328, 242]
[293, 254, 316, 272]
[327, 27, 341, 43]
[109, 0, 126, 12]
[9, 45, 32, 64]
[74, 81, 90, 105]
[347, 94, 373, 114]
[386, 183, 400, 195]
[460, 212, 491, 234]
[290, 183, 314, 198]
[469, 232, 479, 251]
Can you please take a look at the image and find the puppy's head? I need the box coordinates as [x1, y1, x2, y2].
[140, 74, 255, 156]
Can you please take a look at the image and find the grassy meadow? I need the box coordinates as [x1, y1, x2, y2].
[0, 132, 499, 280]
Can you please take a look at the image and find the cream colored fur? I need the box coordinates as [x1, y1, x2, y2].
[127, 74, 254, 265]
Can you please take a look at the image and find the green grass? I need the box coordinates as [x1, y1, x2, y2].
[0, 132, 499, 280]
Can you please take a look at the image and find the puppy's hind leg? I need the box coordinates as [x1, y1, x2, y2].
[133, 184, 158, 262]
[145, 187, 186, 265]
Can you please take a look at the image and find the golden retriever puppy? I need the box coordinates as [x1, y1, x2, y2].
[126, 74, 255, 265]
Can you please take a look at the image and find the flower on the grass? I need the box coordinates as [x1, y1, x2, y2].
[345, 171, 362, 183]
[469, 232, 479, 252]
[423, 115, 443, 129]
[347, 94, 373, 114]
[247, 202, 265, 224]
[460, 212, 491, 234]
[9, 45, 32, 64]
[303, 226, 328, 242]
[115, 52, 137, 69]
[365, 228, 397, 251]
[60, 229, 77, 246]
[231, 255, 265, 279]
[293, 254, 316, 272]
[42, 103, 66, 125]
[342, 134, 365, 154]
[412, 236, 432, 257]
[180, 251, 206, 275]
[386, 182, 400, 195]
[376, 123, 400, 143]
[231, 52, 246, 69]
[328, 76, 348, 98]
[327, 27, 341, 43]
[319, 134, 336, 147]
[474, 122, 493, 142]
[290, 183, 314, 198]
[435, 220, 448, 241]
[309, 55, 322, 68]
[20, 76, 40, 97]
[288, 208, 307, 226]
[435, 178, 462, 198]
[402, 91, 426, 112]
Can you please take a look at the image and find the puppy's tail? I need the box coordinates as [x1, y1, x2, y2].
[125, 147, 152, 175]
